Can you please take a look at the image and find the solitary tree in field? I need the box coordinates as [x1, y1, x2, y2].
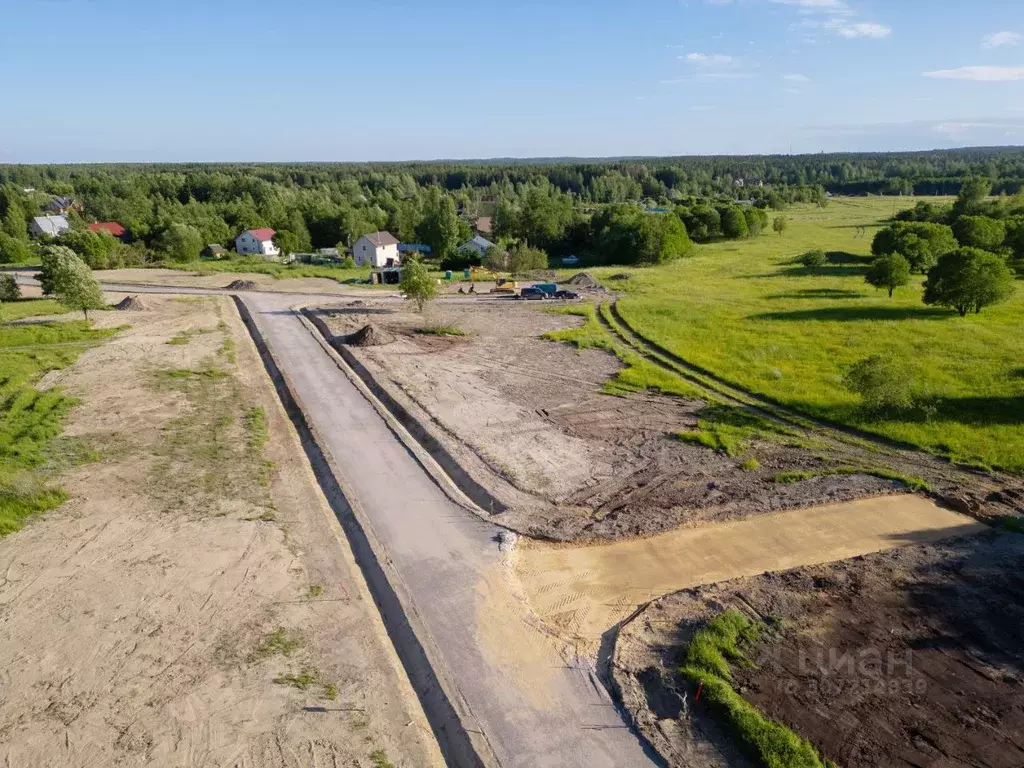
[40, 245, 106, 320]
[923, 248, 1015, 316]
[865, 253, 911, 297]
[773, 216, 788, 236]
[399, 255, 436, 313]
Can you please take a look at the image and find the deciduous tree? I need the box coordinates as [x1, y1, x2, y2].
[399, 255, 436, 313]
[923, 247, 1015, 316]
[865, 253, 911, 297]
[39, 246, 107, 319]
[772, 216, 788, 236]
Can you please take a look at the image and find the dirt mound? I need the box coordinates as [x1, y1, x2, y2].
[566, 272, 599, 288]
[226, 279, 259, 291]
[345, 323, 395, 347]
[113, 295, 148, 311]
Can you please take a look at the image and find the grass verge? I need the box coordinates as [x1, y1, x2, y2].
[680, 610, 834, 768]
[0, 299, 118, 535]
[543, 304, 704, 399]
[415, 324, 467, 337]
[772, 465, 931, 491]
[675, 405, 799, 457]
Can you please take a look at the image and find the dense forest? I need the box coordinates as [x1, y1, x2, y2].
[0, 147, 1023, 271]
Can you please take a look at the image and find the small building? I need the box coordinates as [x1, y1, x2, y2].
[459, 234, 497, 259]
[89, 221, 127, 239]
[46, 196, 79, 214]
[202, 244, 229, 260]
[235, 227, 280, 258]
[474, 216, 492, 236]
[353, 231, 400, 268]
[29, 215, 70, 239]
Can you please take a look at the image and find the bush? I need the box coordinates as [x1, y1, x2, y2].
[0, 233, 31, 264]
[843, 355, 915, 412]
[799, 250, 827, 268]
[0, 274, 20, 302]
[339, 256, 356, 269]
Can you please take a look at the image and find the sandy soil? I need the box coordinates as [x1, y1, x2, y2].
[313, 299, 913, 542]
[513, 495, 982, 648]
[0, 294, 442, 767]
[86, 267, 390, 296]
[614, 530, 1024, 768]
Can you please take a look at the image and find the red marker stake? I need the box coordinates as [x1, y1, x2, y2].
[695, 681, 703, 703]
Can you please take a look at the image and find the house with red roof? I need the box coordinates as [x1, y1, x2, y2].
[235, 227, 280, 259]
[89, 222, 127, 239]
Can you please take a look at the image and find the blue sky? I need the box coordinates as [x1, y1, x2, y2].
[2, 0, 1023, 162]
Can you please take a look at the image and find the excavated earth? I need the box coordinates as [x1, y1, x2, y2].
[613, 530, 1024, 768]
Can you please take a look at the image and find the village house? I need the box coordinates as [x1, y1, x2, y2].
[46, 196, 81, 214]
[29, 215, 70, 239]
[202, 244, 228, 260]
[460, 234, 497, 259]
[473, 216, 493, 236]
[89, 222, 127, 239]
[352, 231, 400, 268]
[235, 227, 280, 258]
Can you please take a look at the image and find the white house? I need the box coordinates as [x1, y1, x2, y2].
[352, 231, 400, 268]
[30, 215, 70, 239]
[235, 228, 280, 258]
[460, 234, 497, 259]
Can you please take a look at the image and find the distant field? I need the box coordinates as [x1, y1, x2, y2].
[608, 197, 1024, 473]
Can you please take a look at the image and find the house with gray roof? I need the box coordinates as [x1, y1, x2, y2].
[459, 234, 498, 259]
[30, 215, 70, 239]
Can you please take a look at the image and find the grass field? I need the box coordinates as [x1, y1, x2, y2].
[605, 198, 1024, 473]
[0, 299, 118, 533]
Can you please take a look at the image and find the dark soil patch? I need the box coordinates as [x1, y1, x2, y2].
[113, 295, 148, 311]
[345, 323, 395, 347]
[566, 272, 599, 288]
[618, 532, 1024, 767]
[225, 280, 258, 291]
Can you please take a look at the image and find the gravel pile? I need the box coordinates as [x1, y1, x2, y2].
[113, 295, 148, 311]
[566, 272, 599, 289]
[226, 279, 259, 291]
[345, 323, 395, 347]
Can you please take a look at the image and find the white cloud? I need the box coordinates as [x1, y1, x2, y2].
[683, 53, 735, 66]
[783, 73, 811, 82]
[934, 121, 1018, 137]
[782, 88, 804, 94]
[836, 22, 891, 38]
[982, 31, 1021, 49]
[922, 66, 1024, 82]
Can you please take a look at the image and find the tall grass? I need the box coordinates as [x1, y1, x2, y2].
[680, 611, 834, 768]
[612, 198, 1024, 473]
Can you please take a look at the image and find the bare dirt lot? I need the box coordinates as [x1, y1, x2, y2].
[0, 294, 441, 767]
[614, 530, 1024, 768]
[313, 298, 926, 542]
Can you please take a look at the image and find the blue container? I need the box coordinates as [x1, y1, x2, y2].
[445, 270, 453, 281]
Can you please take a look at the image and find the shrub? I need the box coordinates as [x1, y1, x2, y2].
[842, 355, 915, 412]
[339, 256, 356, 269]
[799, 250, 827, 268]
[0, 274, 19, 302]
[865, 253, 911, 297]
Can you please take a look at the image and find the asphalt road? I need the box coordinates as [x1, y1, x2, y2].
[239, 291, 653, 767]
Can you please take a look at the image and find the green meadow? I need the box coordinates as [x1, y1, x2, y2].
[603, 197, 1023, 473]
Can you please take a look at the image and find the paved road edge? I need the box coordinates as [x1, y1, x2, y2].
[233, 296, 500, 768]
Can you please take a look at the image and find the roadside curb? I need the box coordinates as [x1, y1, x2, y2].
[232, 296, 499, 768]
[296, 305, 508, 517]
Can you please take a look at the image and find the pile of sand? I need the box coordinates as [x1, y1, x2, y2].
[566, 273, 599, 289]
[345, 324, 395, 347]
[226, 279, 259, 291]
[113, 295, 148, 311]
